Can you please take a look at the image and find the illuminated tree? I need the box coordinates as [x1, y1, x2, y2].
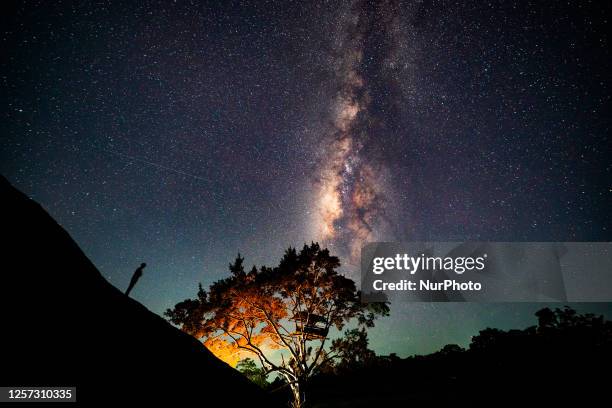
[236, 358, 269, 388]
[165, 242, 388, 408]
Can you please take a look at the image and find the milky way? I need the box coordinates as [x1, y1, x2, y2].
[311, 1, 389, 263]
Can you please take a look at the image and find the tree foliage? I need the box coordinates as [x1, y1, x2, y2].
[236, 358, 269, 388]
[330, 327, 377, 371]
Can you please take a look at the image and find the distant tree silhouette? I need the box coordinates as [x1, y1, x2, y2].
[300, 306, 611, 407]
[165, 243, 389, 408]
[237, 358, 269, 388]
[535, 306, 557, 330]
[435, 344, 465, 356]
[471, 306, 612, 353]
[469, 327, 506, 351]
[330, 327, 377, 372]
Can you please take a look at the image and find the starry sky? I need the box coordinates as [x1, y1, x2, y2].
[2, 0, 611, 355]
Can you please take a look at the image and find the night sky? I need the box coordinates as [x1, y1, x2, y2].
[2, 0, 611, 355]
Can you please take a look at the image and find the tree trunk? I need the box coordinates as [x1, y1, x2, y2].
[289, 380, 304, 408]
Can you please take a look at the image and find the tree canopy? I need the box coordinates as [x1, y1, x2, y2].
[165, 242, 389, 408]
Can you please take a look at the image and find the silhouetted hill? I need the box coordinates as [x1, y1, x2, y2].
[0, 176, 277, 405]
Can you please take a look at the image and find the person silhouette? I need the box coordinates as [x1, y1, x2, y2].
[125, 263, 146, 297]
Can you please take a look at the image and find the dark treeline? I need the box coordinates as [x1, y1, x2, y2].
[265, 306, 611, 407]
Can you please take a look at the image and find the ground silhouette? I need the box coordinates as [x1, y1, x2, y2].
[0, 176, 278, 405]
